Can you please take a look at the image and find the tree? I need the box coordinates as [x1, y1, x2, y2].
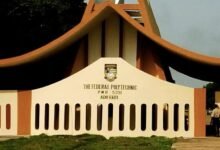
[204, 82, 220, 109]
[0, 0, 86, 58]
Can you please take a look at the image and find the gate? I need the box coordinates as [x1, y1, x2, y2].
[30, 58, 201, 138]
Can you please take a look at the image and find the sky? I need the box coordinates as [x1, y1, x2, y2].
[86, 0, 220, 87]
[148, 0, 220, 87]
[126, 0, 220, 87]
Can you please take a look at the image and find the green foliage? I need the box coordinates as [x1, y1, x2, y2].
[204, 82, 220, 109]
[81, 136, 175, 150]
[0, 134, 175, 150]
[203, 82, 220, 90]
[0, 0, 86, 58]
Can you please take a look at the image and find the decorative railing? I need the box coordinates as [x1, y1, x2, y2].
[30, 100, 193, 138]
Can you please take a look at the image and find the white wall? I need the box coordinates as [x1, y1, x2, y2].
[31, 58, 194, 138]
[0, 91, 17, 135]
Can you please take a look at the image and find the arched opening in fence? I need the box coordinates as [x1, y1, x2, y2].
[119, 104, 124, 131]
[163, 104, 169, 130]
[64, 104, 70, 130]
[97, 104, 103, 130]
[174, 104, 179, 131]
[75, 104, 80, 130]
[141, 104, 147, 131]
[6, 104, 11, 130]
[86, 104, 91, 131]
[54, 104, 59, 130]
[130, 104, 136, 130]
[45, 103, 49, 130]
[185, 104, 190, 131]
[35, 104, 40, 129]
[108, 103, 113, 131]
[152, 104, 157, 131]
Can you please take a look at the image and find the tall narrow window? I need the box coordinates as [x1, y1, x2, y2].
[185, 104, 190, 131]
[86, 104, 91, 130]
[54, 104, 59, 130]
[64, 104, 70, 130]
[35, 104, 40, 129]
[174, 104, 179, 131]
[97, 104, 103, 130]
[130, 104, 136, 130]
[45, 104, 49, 130]
[152, 104, 157, 131]
[75, 104, 80, 130]
[141, 104, 146, 131]
[163, 104, 169, 130]
[119, 104, 124, 131]
[108, 103, 113, 131]
[6, 104, 11, 129]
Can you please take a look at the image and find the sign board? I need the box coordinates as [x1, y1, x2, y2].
[33, 58, 193, 103]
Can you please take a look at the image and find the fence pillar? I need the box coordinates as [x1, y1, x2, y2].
[194, 88, 206, 137]
[17, 90, 32, 135]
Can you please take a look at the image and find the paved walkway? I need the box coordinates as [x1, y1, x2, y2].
[0, 136, 29, 142]
[172, 137, 220, 150]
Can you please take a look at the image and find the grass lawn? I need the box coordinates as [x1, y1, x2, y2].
[0, 134, 175, 150]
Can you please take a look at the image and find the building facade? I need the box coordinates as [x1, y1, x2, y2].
[0, 0, 210, 137]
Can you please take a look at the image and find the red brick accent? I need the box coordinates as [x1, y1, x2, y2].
[194, 88, 206, 137]
[17, 90, 32, 135]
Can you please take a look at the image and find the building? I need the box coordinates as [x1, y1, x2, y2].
[2, 0, 217, 138]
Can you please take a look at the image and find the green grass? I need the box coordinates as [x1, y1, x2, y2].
[0, 134, 175, 150]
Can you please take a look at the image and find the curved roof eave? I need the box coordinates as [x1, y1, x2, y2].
[0, 2, 220, 69]
[0, 2, 112, 67]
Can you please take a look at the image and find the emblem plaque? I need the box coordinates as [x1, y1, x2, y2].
[104, 64, 117, 82]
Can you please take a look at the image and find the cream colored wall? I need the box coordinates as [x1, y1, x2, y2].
[88, 14, 138, 66]
[105, 14, 120, 57]
[88, 24, 102, 64]
[31, 58, 194, 138]
[122, 21, 137, 66]
[0, 91, 17, 135]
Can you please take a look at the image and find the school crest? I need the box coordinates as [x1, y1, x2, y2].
[104, 64, 117, 82]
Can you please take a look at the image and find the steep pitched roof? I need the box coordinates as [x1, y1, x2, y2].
[0, 0, 173, 67]
[0, 0, 220, 82]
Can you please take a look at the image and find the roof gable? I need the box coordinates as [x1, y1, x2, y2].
[1, 0, 220, 82]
